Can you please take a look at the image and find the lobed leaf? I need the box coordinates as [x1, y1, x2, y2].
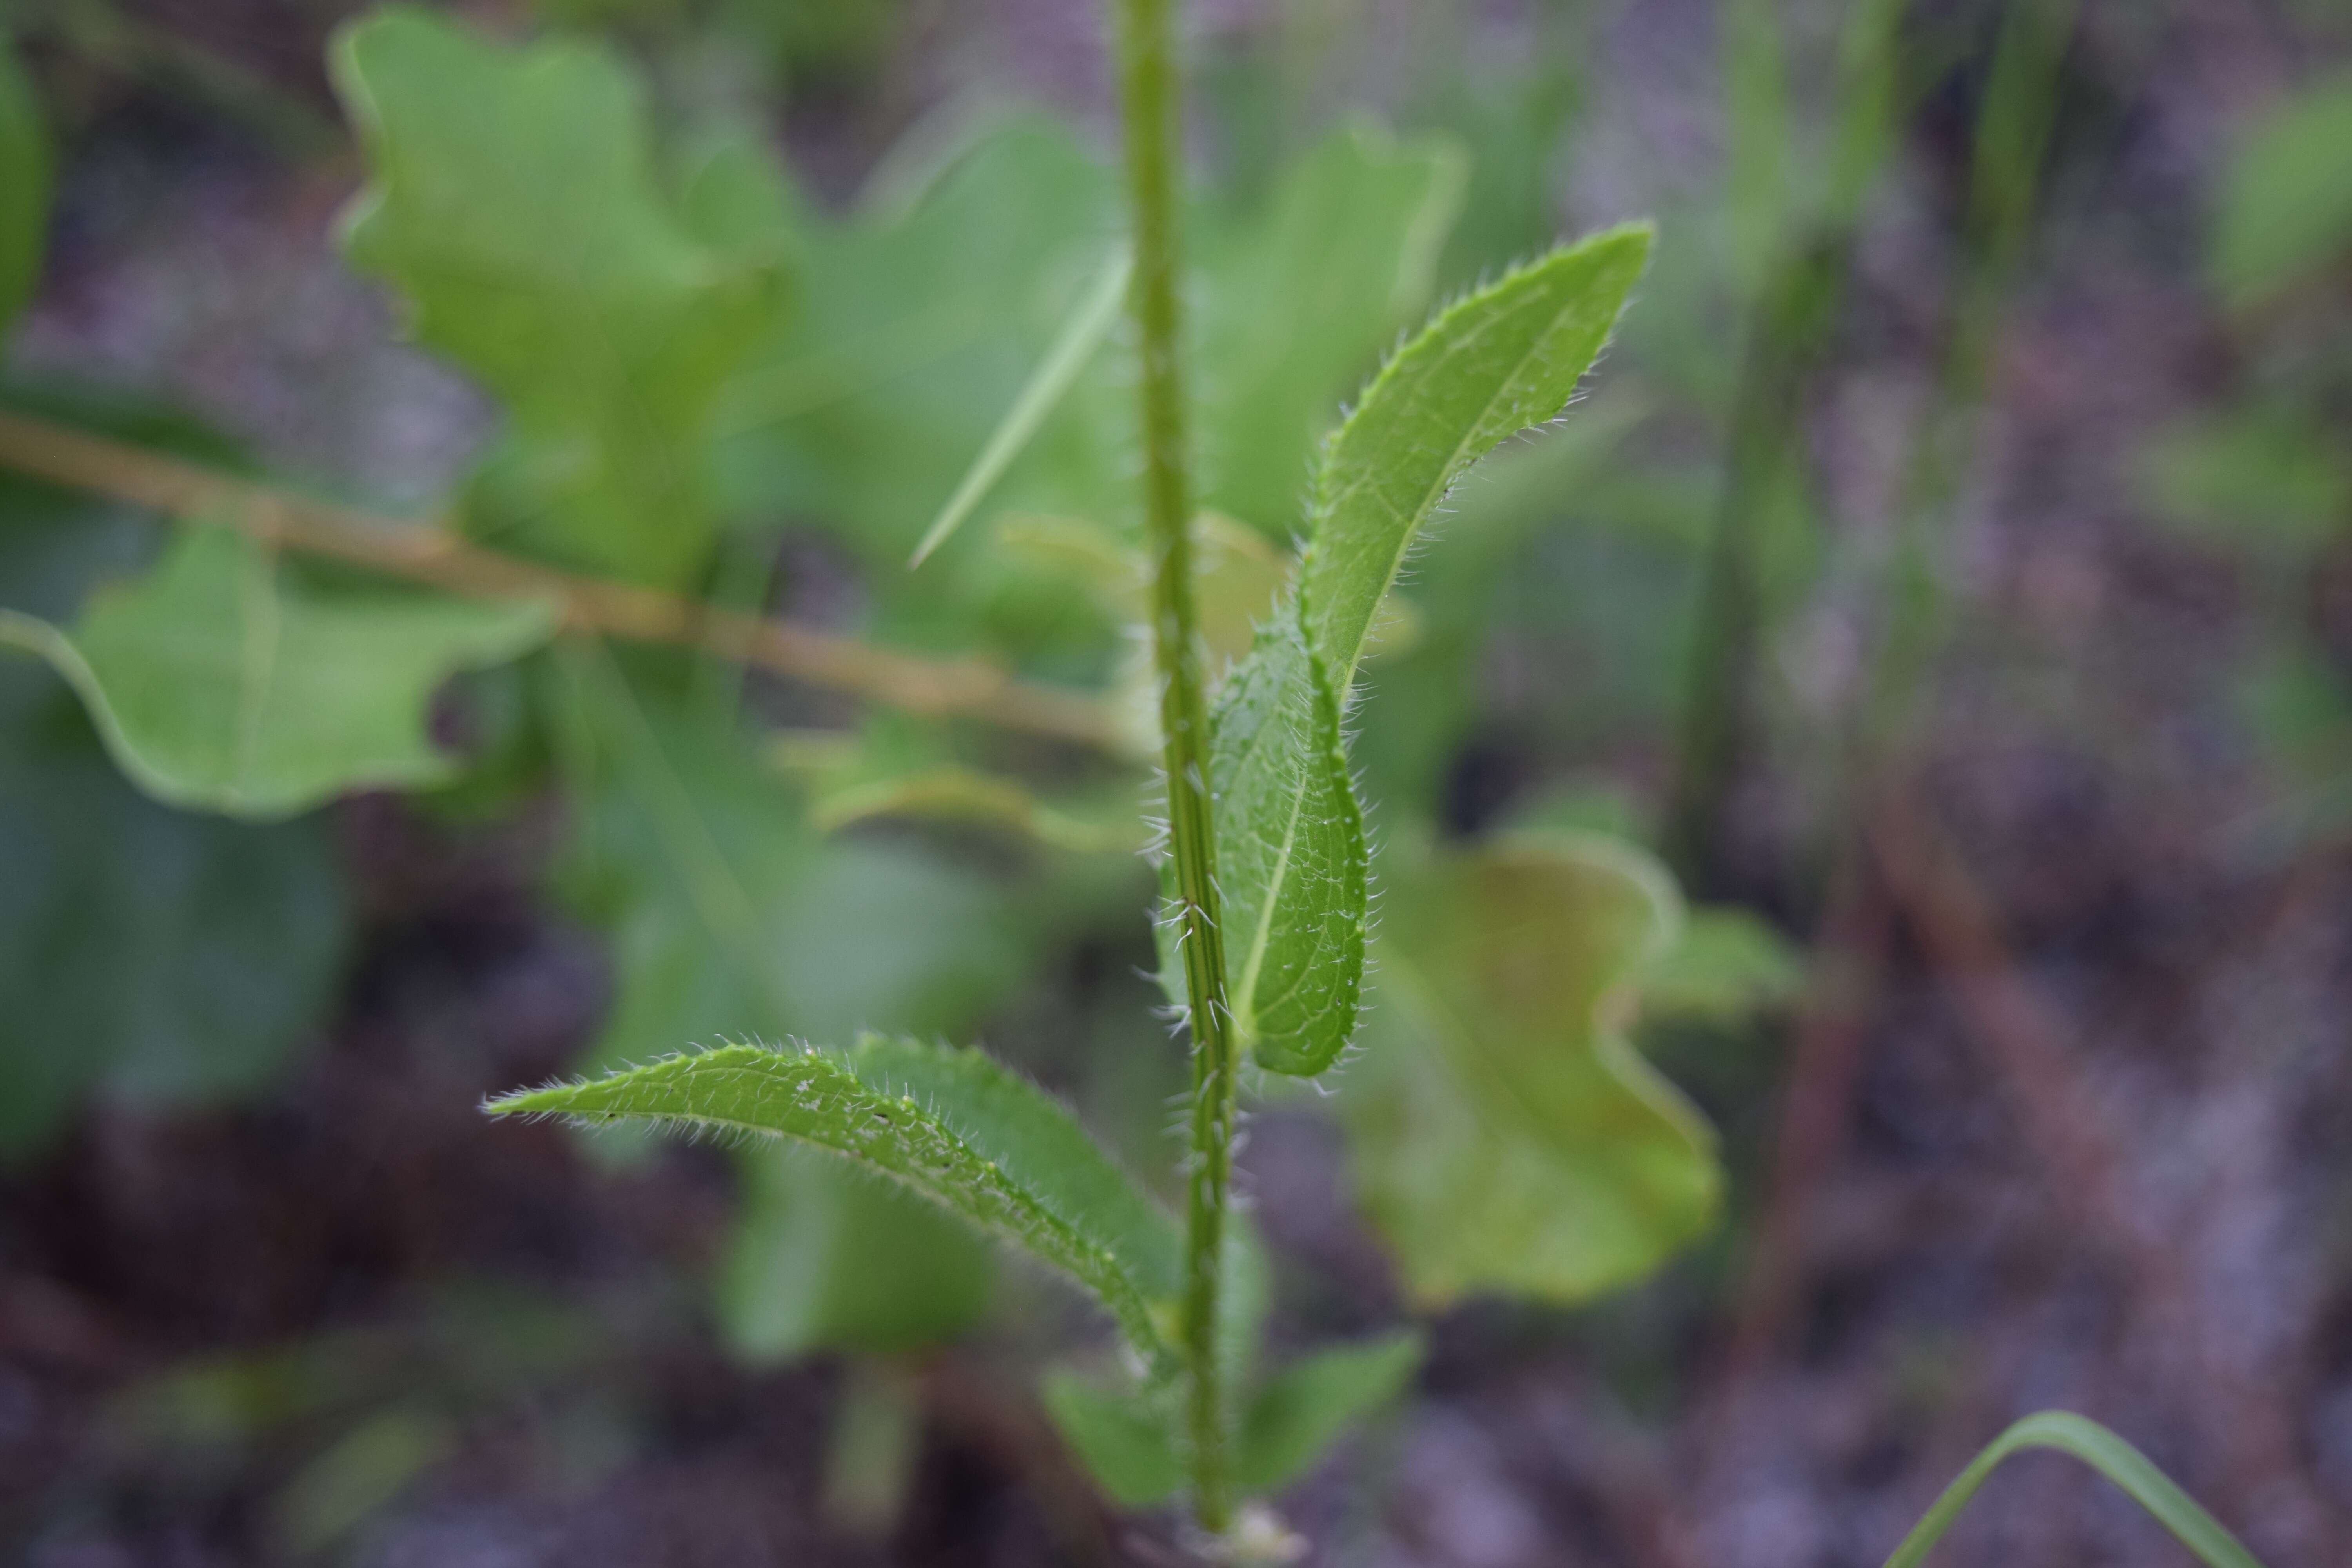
[1212, 229, 1652, 1076]
[332, 8, 787, 587]
[488, 1036, 1182, 1368]
[1881, 1411, 2266, 1568]
[1343, 831, 1720, 1305]
[0, 526, 554, 819]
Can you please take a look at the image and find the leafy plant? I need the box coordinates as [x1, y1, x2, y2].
[0, 2, 2285, 1561]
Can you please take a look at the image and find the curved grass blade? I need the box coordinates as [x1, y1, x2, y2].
[908, 243, 1132, 567]
[487, 1035, 1182, 1370]
[1883, 1411, 2267, 1568]
[1214, 227, 1652, 1076]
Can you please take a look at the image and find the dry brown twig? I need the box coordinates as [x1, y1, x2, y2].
[0, 410, 1132, 754]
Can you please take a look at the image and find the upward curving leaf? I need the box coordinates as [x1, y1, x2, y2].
[1212, 228, 1652, 1076]
[488, 1036, 1183, 1370]
[1301, 224, 1653, 682]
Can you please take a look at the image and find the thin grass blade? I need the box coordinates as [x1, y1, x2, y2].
[1882, 1410, 2267, 1568]
[909, 243, 1133, 567]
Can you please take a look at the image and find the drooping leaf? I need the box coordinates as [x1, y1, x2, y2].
[1343, 831, 1720, 1305]
[1041, 1372, 1186, 1508]
[0, 659, 347, 1160]
[0, 525, 554, 819]
[332, 7, 788, 586]
[1212, 230, 1652, 1076]
[488, 1036, 1183, 1367]
[0, 36, 51, 336]
[1881, 1411, 2266, 1568]
[1233, 1329, 1424, 1495]
[2211, 72, 2352, 310]
[722, 1147, 994, 1361]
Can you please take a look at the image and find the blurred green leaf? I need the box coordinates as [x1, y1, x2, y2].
[0, 36, 50, 335]
[2212, 71, 2352, 309]
[0, 526, 554, 819]
[1196, 123, 1465, 535]
[1345, 831, 1719, 1306]
[0, 660, 347, 1160]
[2137, 410, 2352, 553]
[269, 1406, 452, 1557]
[490, 1035, 1184, 1367]
[332, 7, 788, 586]
[1233, 1329, 1423, 1495]
[1640, 906, 1804, 1025]
[722, 1148, 993, 1360]
[911, 242, 1132, 568]
[1042, 1370, 1185, 1507]
[552, 662, 1028, 1064]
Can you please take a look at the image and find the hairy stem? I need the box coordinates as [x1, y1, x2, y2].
[0, 410, 1124, 751]
[1109, 0, 1237, 1535]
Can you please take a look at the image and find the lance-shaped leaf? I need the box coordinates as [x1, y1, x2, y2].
[0, 525, 554, 819]
[1301, 225, 1653, 681]
[332, 9, 787, 587]
[1212, 229, 1652, 1075]
[488, 1036, 1183, 1369]
[1205, 609, 1367, 1074]
[1343, 831, 1720, 1305]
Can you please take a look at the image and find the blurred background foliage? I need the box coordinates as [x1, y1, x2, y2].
[2, 0, 2352, 1564]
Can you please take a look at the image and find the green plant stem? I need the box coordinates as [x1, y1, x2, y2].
[1109, 0, 1239, 1535]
